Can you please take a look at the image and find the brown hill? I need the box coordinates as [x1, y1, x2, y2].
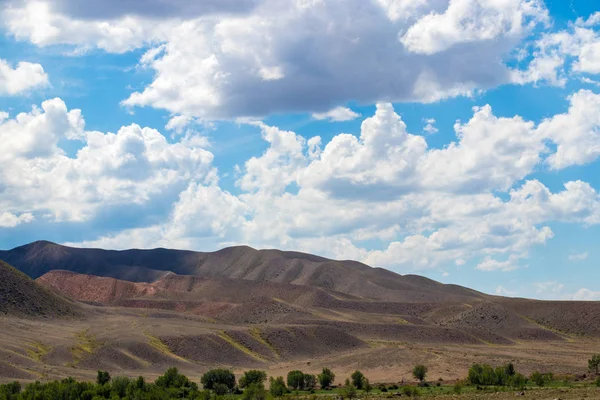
[2, 241, 483, 302]
[0, 260, 81, 318]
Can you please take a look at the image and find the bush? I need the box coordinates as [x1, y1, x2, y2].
[401, 386, 420, 397]
[468, 363, 523, 387]
[530, 371, 553, 387]
[97, 370, 111, 385]
[363, 378, 372, 393]
[378, 384, 388, 392]
[240, 370, 267, 388]
[269, 376, 288, 397]
[595, 376, 600, 387]
[318, 368, 335, 389]
[201, 369, 236, 392]
[509, 373, 527, 390]
[589, 355, 600, 375]
[341, 379, 357, 400]
[304, 374, 317, 391]
[413, 365, 428, 382]
[453, 382, 463, 394]
[243, 383, 267, 400]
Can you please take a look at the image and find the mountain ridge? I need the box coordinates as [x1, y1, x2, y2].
[0, 240, 483, 302]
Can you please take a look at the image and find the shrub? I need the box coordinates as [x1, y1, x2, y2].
[96, 370, 111, 385]
[589, 355, 600, 375]
[341, 379, 357, 400]
[201, 369, 236, 392]
[453, 382, 463, 394]
[363, 378, 372, 393]
[304, 374, 317, 391]
[378, 384, 388, 392]
[468, 363, 522, 387]
[243, 383, 267, 400]
[269, 376, 288, 397]
[214, 383, 229, 395]
[156, 367, 197, 391]
[413, 365, 428, 382]
[595, 376, 600, 387]
[401, 386, 420, 397]
[240, 370, 267, 388]
[509, 373, 527, 390]
[318, 368, 335, 389]
[530, 371, 553, 387]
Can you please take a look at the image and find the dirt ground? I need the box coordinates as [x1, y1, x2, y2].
[2, 307, 600, 385]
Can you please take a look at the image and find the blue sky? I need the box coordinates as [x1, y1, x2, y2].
[0, 0, 599, 300]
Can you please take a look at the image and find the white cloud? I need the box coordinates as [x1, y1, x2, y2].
[312, 107, 360, 122]
[3, 0, 549, 118]
[423, 118, 438, 134]
[538, 90, 600, 170]
[534, 281, 564, 294]
[165, 115, 194, 134]
[62, 98, 600, 273]
[571, 288, 600, 301]
[476, 255, 522, 272]
[401, 0, 548, 55]
[514, 13, 600, 86]
[495, 285, 517, 296]
[568, 252, 588, 261]
[0, 98, 215, 222]
[0, 58, 49, 95]
[0, 212, 34, 228]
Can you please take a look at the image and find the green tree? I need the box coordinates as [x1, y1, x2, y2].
[318, 367, 335, 389]
[243, 383, 267, 400]
[530, 371, 552, 387]
[96, 370, 111, 386]
[363, 378, 372, 393]
[351, 370, 365, 389]
[412, 365, 428, 382]
[269, 376, 288, 397]
[201, 369, 236, 392]
[589, 355, 600, 375]
[214, 383, 229, 395]
[341, 379, 357, 400]
[509, 373, 527, 390]
[287, 370, 305, 391]
[240, 370, 267, 388]
[504, 363, 516, 377]
[304, 374, 317, 391]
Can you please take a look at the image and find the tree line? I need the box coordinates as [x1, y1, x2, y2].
[1, 354, 599, 399]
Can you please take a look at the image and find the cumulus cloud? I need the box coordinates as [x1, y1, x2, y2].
[423, 118, 438, 134]
[514, 13, 600, 85]
[538, 90, 600, 169]
[0, 58, 48, 95]
[0, 97, 215, 222]
[0, 212, 34, 228]
[312, 107, 361, 122]
[400, 0, 548, 55]
[59, 97, 600, 273]
[3, 0, 549, 118]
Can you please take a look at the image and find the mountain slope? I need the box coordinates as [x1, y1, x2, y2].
[0, 260, 81, 318]
[2, 241, 483, 302]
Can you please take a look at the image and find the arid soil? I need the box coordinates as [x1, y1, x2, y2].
[1, 242, 600, 385]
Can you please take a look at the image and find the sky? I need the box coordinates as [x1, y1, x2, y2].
[0, 0, 599, 301]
